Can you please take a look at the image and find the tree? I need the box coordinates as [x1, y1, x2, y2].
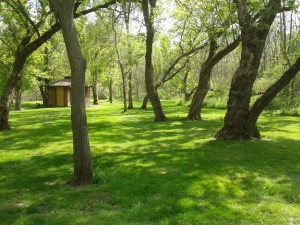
[121, 0, 134, 109]
[0, 0, 52, 130]
[49, 0, 92, 185]
[215, 0, 295, 140]
[187, 37, 241, 120]
[141, 0, 167, 121]
[0, 0, 116, 131]
[112, 9, 128, 112]
[82, 12, 113, 106]
[186, 0, 241, 120]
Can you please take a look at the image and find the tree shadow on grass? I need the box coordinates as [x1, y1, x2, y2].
[0, 109, 72, 151]
[89, 114, 300, 224]
[89, 136, 300, 224]
[1, 106, 299, 224]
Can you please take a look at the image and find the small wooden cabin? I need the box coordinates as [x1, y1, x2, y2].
[46, 76, 90, 107]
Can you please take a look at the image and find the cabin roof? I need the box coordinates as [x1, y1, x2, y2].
[47, 77, 71, 87]
[46, 76, 89, 87]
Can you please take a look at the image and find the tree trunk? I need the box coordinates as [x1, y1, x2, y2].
[50, 0, 92, 185]
[181, 65, 190, 101]
[187, 41, 217, 120]
[141, 0, 166, 121]
[121, 74, 127, 112]
[39, 78, 49, 105]
[112, 11, 127, 112]
[92, 85, 98, 105]
[109, 78, 113, 103]
[91, 71, 99, 105]
[215, 0, 281, 140]
[128, 72, 133, 109]
[246, 56, 300, 138]
[215, 43, 266, 139]
[0, 52, 28, 130]
[187, 80, 210, 120]
[15, 77, 22, 111]
[124, 3, 133, 110]
[187, 38, 241, 120]
[140, 95, 148, 110]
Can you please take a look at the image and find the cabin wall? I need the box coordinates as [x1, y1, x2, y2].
[56, 87, 65, 106]
[46, 86, 90, 107]
[47, 87, 57, 106]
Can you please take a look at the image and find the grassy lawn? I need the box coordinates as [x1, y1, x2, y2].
[0, 101, 299, 225]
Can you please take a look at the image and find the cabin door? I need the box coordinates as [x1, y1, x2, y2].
[56, 87, 65, 106]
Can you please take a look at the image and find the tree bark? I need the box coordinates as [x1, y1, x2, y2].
[50, 0, 92, 185]
[215, 0, 283, 140]
[141, 0, 167, 121]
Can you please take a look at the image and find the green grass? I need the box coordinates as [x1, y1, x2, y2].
[0, 101, 300, 225]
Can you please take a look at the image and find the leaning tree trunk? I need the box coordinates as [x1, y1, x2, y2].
[215, 0, 281, 140]
[139, 82, 160, 110]
[0, 51, 28, 130]
[140, 95, 148, 110]
[187, 38, 240, 120]
[187, 70, 211, 120]
[0, 24, 60, 131]
[246, 56, 300, 138]
[188, 41, 217, 120]
[50, 0, 92, 185]
[141, 0, 167, 121]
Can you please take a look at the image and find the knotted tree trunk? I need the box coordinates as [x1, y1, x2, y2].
[215, 0, 284, 140]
